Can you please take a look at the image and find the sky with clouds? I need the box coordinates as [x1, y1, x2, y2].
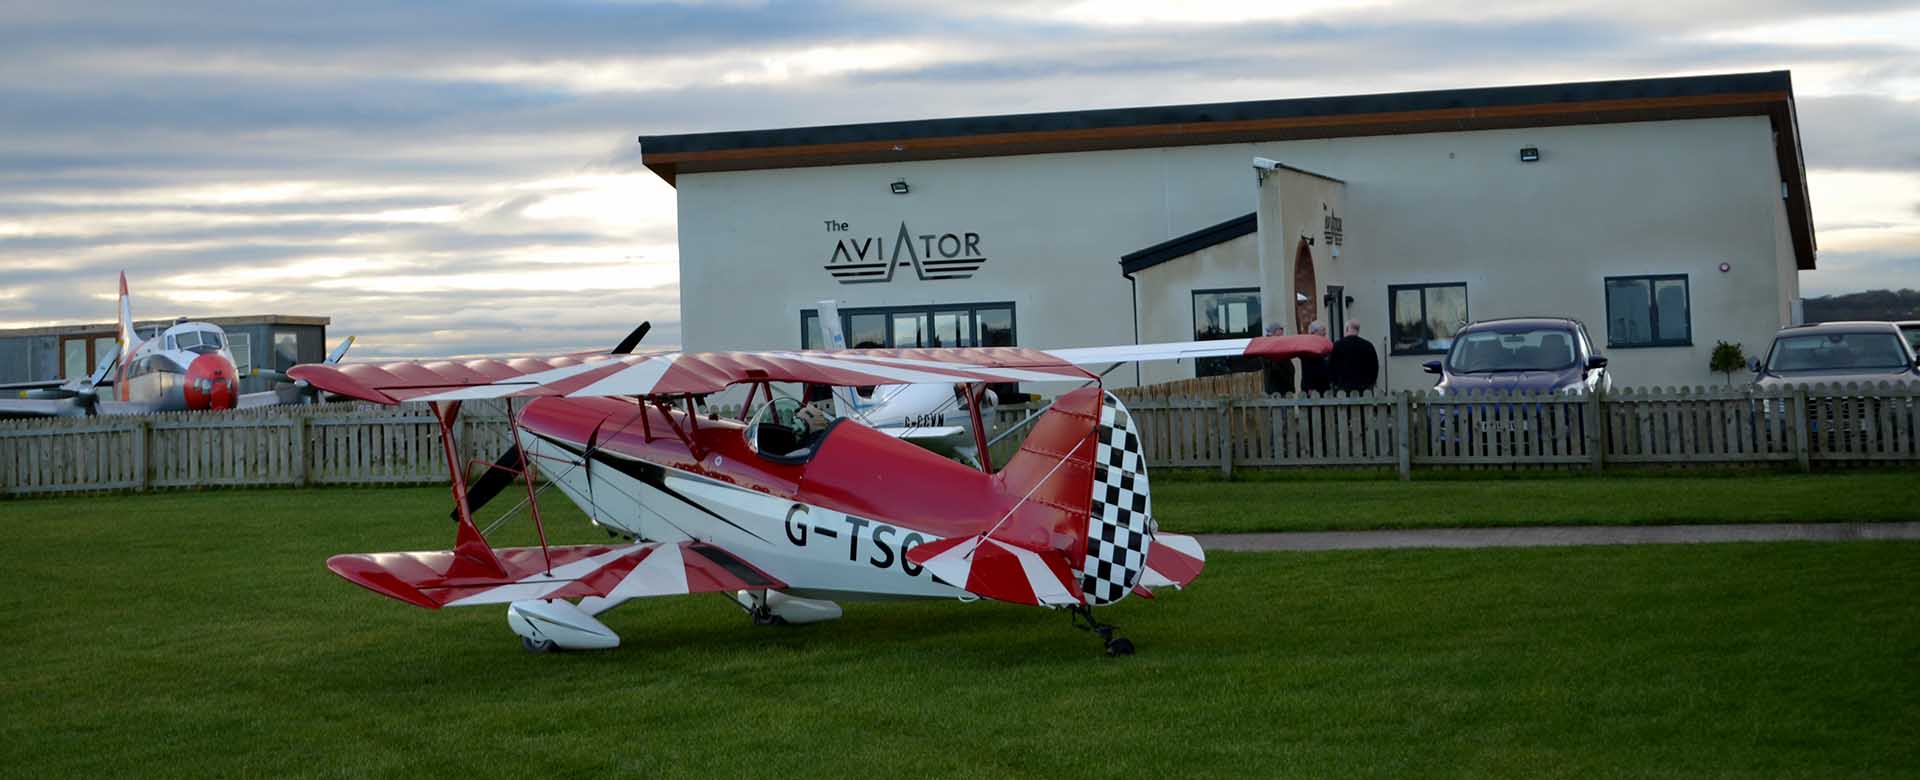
[1, 0, 1916, 358]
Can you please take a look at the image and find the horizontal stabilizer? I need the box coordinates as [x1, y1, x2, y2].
[327, 541, 784, 609]
[909, 535, 1083, 607]
[1139, 532, 1205, 590]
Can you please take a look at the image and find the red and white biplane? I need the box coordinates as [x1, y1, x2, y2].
[292, 333, 1330, 655]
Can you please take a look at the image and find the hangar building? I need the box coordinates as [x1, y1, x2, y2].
[638, 71, 1813, 390]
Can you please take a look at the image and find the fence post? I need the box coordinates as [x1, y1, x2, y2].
[1216, 395, 1233, 479]
[130, 419, 149, 492]
[1394, 392, 1411, 481]
[292, 417, 310, 487]
[1585, 388, 1605, 474]
[457, 414, 473, 479]
[1791, 388, 1811, 472]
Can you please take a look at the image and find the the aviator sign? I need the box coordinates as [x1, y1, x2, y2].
[821, 220, 988, 284]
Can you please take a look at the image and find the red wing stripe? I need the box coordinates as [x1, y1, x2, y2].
[542, 546, 657, 600]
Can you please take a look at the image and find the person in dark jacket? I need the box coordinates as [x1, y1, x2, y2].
[1299, 321, 1333, 395]
[1261, 323, 1296, 395]
[1328, 319, 1379, 393]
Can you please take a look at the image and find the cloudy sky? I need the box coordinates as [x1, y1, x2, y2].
[2, 0, 1916, 358]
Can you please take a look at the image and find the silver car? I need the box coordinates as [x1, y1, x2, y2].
[1753, 321, 1920, 389]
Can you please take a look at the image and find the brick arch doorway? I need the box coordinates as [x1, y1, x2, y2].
[1293, 240, 1318, 333]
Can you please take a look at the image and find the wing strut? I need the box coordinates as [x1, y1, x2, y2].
[965, 383, 994, 472]
[505, 397, 554, 574]
[431, 401, 508, 580]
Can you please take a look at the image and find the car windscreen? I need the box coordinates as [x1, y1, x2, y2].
[1445, 328, 1578, 373]
[1767, 332, 1911, 372]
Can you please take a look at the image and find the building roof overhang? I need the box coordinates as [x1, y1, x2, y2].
[1120, 212, 1257, 277]
[639, 70, 1814, 269]
[0, 315, 330, 339]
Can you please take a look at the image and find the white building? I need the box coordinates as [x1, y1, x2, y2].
[640, 71, 1813, 390]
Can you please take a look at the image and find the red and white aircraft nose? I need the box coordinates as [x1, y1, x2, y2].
[184, 353, 239, 410]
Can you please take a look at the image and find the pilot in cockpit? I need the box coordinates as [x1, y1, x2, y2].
[752, 398, 837, 461]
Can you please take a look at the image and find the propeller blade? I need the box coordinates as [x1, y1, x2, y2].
[611, 322, 651, 354]
[87, 344, 120, 388]
[325, 336, 355, 364]
[253, 368, 293, 384]
[451, 445, 524, 523]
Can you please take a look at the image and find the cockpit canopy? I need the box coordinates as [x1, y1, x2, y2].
[166, 325, 226, 353]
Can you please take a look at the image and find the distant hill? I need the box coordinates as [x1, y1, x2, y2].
[1803, 289, 1920, 323]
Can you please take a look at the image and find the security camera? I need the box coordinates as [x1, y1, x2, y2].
[1251, 157, 1282, 171]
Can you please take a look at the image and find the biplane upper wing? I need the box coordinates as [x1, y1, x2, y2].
[328, 540, 784, 609]
[286, 335, 1331, 404]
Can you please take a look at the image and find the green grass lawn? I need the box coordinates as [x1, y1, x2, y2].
[1153, 470, 1920, 534]
[2, 488, 1916, 777]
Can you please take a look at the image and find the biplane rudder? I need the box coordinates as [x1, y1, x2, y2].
[910, 387, 1164, 607]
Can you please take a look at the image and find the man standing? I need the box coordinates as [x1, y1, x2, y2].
[1260, 323, 1295, 395]
[1329, 319, 1379, 393]
[1299, 321, 1333, 395]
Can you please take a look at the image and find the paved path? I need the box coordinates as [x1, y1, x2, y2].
[1196, 522, 1920, 552]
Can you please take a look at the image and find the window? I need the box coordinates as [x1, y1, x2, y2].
[60, 334, 116, 379]
[975, 307, 1014, 347]
[801, 302, 1019, 396]
[1447, 327, 1580, 373]
[801, 302, 1016, 350]
[1605, 274, 1690, 348]
[1192, 288, 1262, 377]
[1766, 331, 1911, 372]
[229, 333, 252, 374]
[63, 339, 88, 379]
[1388, 283, 1469, 355]
[273, 331, 299, 370]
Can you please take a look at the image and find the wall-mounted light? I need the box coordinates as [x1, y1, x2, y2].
[890, 180, 910, 195]
[1519, 146, 1541, 163]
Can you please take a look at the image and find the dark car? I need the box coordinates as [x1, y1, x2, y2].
[1422, 317, 1611, 395]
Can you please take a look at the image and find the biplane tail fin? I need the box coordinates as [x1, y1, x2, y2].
[911, 388, 1186, 607]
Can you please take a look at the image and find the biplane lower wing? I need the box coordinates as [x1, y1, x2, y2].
[327, 540, 784, 609]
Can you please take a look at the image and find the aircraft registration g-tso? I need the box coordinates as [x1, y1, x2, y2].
[291, 333, 1331, 656]
[0, 273, 352, 418]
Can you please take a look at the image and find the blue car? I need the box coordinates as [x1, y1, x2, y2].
[1423, 317, 1611, 396]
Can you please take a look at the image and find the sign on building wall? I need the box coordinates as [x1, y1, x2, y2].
[822, 220, 988, 284]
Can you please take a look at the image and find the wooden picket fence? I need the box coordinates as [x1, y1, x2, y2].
[997, 382, 1920, 478]
[4, 384, 1917, 495]
[0, 402, 520, 495]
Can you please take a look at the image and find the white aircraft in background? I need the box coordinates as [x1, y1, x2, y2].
[809, 300, 1001, 463]
[0, 273, 352, 419]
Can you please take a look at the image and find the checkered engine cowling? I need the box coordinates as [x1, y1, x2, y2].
[1080, 391, 1155, 606]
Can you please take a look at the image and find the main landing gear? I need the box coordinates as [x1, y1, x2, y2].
[734, 590, 844, 627]
[1069, 605, 1134, 657]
